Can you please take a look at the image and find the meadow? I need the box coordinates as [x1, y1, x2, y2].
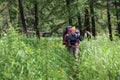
[0, 29, 120, 80]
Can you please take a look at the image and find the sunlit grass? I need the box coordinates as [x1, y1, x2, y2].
[0, 29, 120, 80]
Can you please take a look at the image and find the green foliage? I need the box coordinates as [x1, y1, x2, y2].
[0, 29, 120, 80]
[79, 35, 120, 80]
[0, 0, 119, 34]
[0, 29, 72, 79]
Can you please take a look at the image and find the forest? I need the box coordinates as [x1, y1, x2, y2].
[0, 0, 120, 80]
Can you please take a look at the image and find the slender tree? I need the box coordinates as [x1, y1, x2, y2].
[77, 12, 83, 35]
[84, 8, 91, 40]
[77, 0, 83, 36]
[66, 0, 72, 25]
[89, 0, 96, 38]
[114, 0, 120, 36]
[18, 0, 27, 35]
[34, 0, 40, 39]
[107, 0, 113, 41]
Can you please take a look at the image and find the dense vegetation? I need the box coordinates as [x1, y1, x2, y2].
[0, 29, 120, 80]
[0, 0, 120, 80]
[0, 0, 120, 38]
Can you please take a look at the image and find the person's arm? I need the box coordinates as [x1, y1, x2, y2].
[77, 35, 83, 41]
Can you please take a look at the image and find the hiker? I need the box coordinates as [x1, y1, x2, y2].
[65, 26, 82, 61]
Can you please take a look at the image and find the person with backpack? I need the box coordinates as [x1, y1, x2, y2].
[65, 26, 82, 61]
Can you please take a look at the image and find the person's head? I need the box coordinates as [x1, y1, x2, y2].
[71, 30, 75, 35]
[70, 26, 76, 35]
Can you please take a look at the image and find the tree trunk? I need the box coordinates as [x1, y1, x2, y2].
[66, 0, 72, 25]
[77, 12, 83, 36]
[18, 0, 27, 35]
[89, 0, 96, 38]
[77, 0, 83, 36]
[34, 0, 40, 39]
[114, 0, 120, 36]
[84, 8, 91, 40]
[107, 0, 113, 41]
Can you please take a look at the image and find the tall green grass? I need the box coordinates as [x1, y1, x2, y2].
[79, 35, 120, 80]
[0, 28, 120, 80]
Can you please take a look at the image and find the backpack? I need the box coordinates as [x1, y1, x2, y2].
[63, 26, 72, 45]
[66, 25, 72, 29]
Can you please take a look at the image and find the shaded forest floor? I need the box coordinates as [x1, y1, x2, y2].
[0, 30, 120, 80]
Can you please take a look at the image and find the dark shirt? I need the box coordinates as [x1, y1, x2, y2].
[66, 33, 82, 45]
[69, 34, 77, 45]
[65, 34, 77, 45]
